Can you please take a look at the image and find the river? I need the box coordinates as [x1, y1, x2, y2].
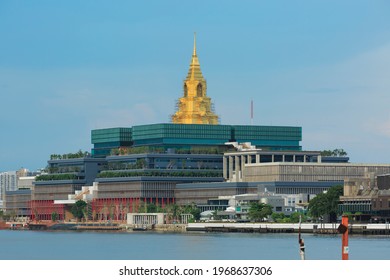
[1, 230, 389, 260]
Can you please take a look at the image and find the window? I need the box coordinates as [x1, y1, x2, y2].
[197, 84, 202, 97]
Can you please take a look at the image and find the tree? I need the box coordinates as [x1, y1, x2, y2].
[289, 212, 305, 223]
[248, 202, 273, 222]
[271, 212, 285, 222]
[321, 149, 348, 157]
[164, 203, 179, 223]
[189, 207, 201, 221]
[212, 210, 219, 220]
[71, 200, 87, 221]
[181, 203, 201, 221]
[51, 212, 59, 222]
[308, 185, 343, 222]
[147, 203, 157, 213]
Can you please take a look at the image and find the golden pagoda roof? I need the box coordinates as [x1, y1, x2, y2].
[186, 32, 205, 81]
[171, 33, 219, 125]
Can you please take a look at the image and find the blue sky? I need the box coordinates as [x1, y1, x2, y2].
[1, 1, 390, 171]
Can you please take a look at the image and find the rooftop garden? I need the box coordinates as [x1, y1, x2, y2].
[35, 173, 79, 181]
[110, 146, 226, 156]
[50, 150, 91, 160]
[320, 149, 348, 157]
[97, 169, 223, 178]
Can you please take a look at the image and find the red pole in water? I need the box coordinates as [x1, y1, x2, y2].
[341, 216, 349, 260]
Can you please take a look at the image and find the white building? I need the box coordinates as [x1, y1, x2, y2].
[0, 171, 18, 208]
[17, 176, 36, 190]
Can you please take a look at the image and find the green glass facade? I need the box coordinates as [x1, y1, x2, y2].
[233, 125, 302, 150]
[132, 123, 231, 145]
[91, 128, 132, 157]
[91, 123, 302, 157]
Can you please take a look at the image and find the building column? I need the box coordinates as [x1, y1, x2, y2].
[228, 156, 234, 181]
[293, 155, 296, 162]
[256, 154, 260, 163]
[241, 155, 246, 181]
[272, 154, 275, 162]
[282, 155, 285, 162]
[223, 156, 227, 180]
[235, 156, 240, 182]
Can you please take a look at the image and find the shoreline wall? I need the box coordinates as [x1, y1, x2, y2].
[186, 222, 390, 235]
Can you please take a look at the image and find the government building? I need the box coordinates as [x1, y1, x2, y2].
[5, 35, 390, 222]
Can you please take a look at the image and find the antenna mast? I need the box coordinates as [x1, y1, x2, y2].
[251, 100, 253, 125]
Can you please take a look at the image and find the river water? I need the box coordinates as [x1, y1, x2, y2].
[1, 230, 389, 260]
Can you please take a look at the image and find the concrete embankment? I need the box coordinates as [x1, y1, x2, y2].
[154, 224, 187, 232]
[122, 224, 187, 232]
[4, 221, 389, 235]
[48, 223, 122, 231]
[0, 221, 9, 229]
[186, 222, 390, 235]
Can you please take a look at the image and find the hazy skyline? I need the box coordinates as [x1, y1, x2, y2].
[1, 1, 390, 171]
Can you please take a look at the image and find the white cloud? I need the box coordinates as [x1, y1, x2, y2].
[364, 118, 390, 138]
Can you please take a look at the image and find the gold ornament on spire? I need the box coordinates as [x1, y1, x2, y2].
[171, 33, 219, 124]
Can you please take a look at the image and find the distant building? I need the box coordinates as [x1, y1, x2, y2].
[91, 124, 302, 158]
[10, 35, 306, 221]
[29, 153, 223, 221]
[31, 157, 105, 220]
[4, 190, 31, 218]
[91, 36, 302, 158]
[17, 176, 36, 190]
[1, 171, 18, 209]
[198, 193, 306, 220]
[223, 149, 342, 182]
[339, 174, 390, 220]
[243, 162, 390, 184]
[2, 168, 42, 218]
[175, 181, 257, 206]
[176, 146, 390, 215]
[235, 194, 290, 219]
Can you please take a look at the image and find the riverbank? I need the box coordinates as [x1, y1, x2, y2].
[2, 220, 390, 235]
[0, 221, 8, 230]
[187, 222, 390, 235]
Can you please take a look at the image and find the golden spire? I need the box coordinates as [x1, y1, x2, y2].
[171, 34, 219, 125]
[187, 32, 203, 81]
[193, 32, 197, 56]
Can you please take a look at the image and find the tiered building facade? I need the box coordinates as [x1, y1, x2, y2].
[7, 35, 390, 222]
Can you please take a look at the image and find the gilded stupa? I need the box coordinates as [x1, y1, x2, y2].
[171, 33, 219, 124]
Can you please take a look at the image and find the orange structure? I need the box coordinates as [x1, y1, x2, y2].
[30, 200, 65, 221]
[341, 215, 349, 260]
